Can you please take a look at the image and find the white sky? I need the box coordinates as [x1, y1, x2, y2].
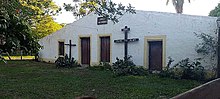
[53, 0, 220, 23]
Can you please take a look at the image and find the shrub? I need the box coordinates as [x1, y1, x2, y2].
[55, 54, 80, 68]
[159, 57, 175, 78]
[112, 56, 148, 76]
[174, 58, 205, 81]
[159, 68, 175, 79]
[129, 66, 149, 76]
[0, 49, 7, 64]
[159, 58, 207, 81]
[88, 62, 112, 71]
[195, 33, 217, 67]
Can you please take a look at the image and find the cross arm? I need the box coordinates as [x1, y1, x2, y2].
[114, 38, 139, 43]
[65, 44, 76, 46]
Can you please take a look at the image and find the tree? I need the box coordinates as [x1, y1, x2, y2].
[1, 0, 60, 23]
[0, 0, 63, 38]
[64, 0, 97, 19]
[18, 0, 63, 38]
[33, 15, 63, 38]
[0, 0, 41, 54]
[17, 0, 61, 24]
[64, 0, 136, 23]
[209, 3, 220, 17]
[0, 0, 64, 57]
[0, 9, 41, 54]
[166, 0, 191, 14]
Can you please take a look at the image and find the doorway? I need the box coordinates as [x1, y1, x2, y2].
[81, 37, 90, 65]
[148, 41, 162, 71]
[100, 36, 110, 62]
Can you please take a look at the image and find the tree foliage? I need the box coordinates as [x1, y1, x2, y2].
[18, 0, 61, 24]
[64, 0, 136, 23]
[1, 0, 61, 23]
[195, 33, 217, 67]
[166, 0, 191, 14]
[64, 1, 97, 19]
[0, 0, 41, 54]
[0, 11, 41, 54]
[209, 3, 220, 17]
[19, 0, 63, 38]
[1, 0, 63, 39]
[33, 16, 63, 38]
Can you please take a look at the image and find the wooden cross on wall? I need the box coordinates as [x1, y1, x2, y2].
[65, 40, 76, 59]
[114, 26, 139, 60]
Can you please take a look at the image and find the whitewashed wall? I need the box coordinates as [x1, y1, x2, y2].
[39, 10, 217, 68]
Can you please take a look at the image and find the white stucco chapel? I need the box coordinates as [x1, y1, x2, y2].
[38, 10, 217, 70]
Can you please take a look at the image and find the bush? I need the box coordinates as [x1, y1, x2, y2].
[88, 62, 112, 71]
[129, 66, 149, 76]
[0, 49, 7, 64]
[100, 62, 112, 70]
[159, 57, 175, 78]
[159, 68, 175, 78]
[175, 58, 205, 81]
[55, 54, 80, 68]
[112, 56, 148, 76]
[159, 58, 207, 81]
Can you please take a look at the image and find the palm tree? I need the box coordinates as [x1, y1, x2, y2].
[166, 0, 191, 14]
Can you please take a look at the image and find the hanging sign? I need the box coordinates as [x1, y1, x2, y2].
[97, 17, 108, 25]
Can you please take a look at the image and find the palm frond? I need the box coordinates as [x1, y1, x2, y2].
[166, 0, 192, 14]
[166, 0, 169, 5]
[172, 0, 177, 6]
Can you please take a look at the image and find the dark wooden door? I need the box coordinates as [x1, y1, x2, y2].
[58, 41, 64, 56]
[149, 41, 162, 71]
[81, 38, 90, 65]
[100, 37, 110, 62]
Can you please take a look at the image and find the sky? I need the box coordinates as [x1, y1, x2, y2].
[53, 0, 220, 23]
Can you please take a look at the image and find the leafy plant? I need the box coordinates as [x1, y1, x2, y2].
[87, 62, 112, 71]
[55, 54, 80, 68]
[0, 49, 7, 64]
[100, 62, 112, 70]
[88, 62, 112, 71]
[195, 33, 217, 59]
[112, 56, 148, 76]
[160, 57, 175, 78]
[174, 58, 205, 81]
[195, 32, 217, 68]
[159, 57, 207, 81]
[166, 56, 174, 69]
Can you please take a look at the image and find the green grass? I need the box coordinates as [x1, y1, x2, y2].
[0, 61, 201, 99]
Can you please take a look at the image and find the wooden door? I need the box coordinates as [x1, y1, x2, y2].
[100, 37, 110, 62]
[81, 38, 90, 65]
[58, 41, 64, 56]
[149, 41, 162, 71]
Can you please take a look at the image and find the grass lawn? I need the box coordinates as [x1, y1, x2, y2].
[0, 61, 201, 99]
